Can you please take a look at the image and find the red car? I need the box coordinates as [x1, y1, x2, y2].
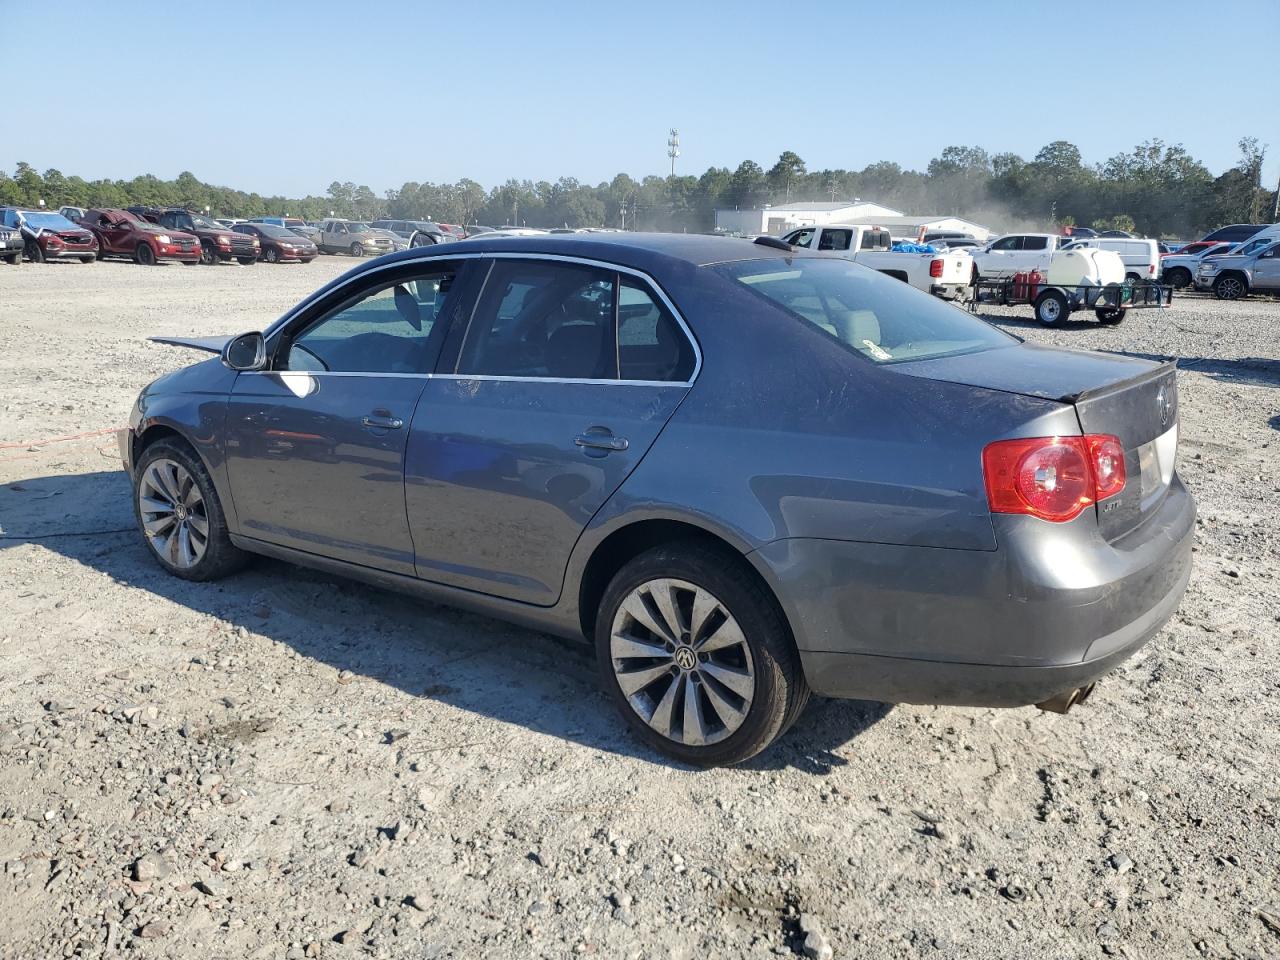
[231, 222, 317, 263]
[77, 208, 201, 265]
[0, 208, 99, 263]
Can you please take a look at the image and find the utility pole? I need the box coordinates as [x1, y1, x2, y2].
[667, 129, 680, 178]
[1273, 167, 1280, 222]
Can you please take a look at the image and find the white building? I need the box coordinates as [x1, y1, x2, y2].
[714, 200, 902, 236]
[869, 215, 994, 242]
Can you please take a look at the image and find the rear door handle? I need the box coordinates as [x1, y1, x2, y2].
[574, 434, 628, 452]
[362, 414, 404, 430]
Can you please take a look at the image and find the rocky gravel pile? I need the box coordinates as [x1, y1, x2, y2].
[1, 262, 1277, 958]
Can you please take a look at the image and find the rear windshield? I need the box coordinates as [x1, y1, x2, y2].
[715, 258, 1014, 365]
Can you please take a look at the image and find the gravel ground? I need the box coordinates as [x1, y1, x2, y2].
[1, 259, 1278, 960]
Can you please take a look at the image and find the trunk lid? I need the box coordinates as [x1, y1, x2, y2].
[892, 343, 1179, 540]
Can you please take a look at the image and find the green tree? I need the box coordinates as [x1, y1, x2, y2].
[766, 151, 806, 202]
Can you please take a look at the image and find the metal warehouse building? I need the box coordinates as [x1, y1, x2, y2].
[714, 201, 991, 242]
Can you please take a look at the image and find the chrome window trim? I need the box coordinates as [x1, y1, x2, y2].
[238, 370, 689, 388]
[260, 250, 702, 386]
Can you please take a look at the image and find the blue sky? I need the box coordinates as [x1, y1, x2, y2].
[7, 0, 1278, 197]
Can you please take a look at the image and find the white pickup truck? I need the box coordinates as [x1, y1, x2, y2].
[779, 223, 973, 300]
[968, 232, 1075, 280]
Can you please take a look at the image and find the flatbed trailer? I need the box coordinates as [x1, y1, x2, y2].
[969, 278, 1172, 326]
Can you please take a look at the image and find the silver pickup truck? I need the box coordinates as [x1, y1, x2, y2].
[1196, 238, 1280, 299]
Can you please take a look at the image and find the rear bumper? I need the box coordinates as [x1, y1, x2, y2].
[754, 474, 1196, 707]
[930, 282, 969, 300]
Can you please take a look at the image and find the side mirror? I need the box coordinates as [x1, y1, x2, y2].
[222, 332, 267, 372]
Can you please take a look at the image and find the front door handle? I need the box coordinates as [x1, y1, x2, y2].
[362, 413, 404, 430]
[575, 433, 629, 452]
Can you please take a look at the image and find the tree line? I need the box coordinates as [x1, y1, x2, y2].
[1, 136, 1273, 239]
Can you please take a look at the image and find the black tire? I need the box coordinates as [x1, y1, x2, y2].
[135, 243, 157, 266]
[350, 242, 364, 257]
[25, 241, 44, 263]
[263, 247, 280, 263]
[237, 256, 256, 265]
[80, 255, 95, 264]
[133, 438, 248, 582]
[3, 252, 20, 265]
[595, 541, 809, 767]
[1164, 266, 1192, 290]
[1214, 274, 1247, 300]
[1034, 289, 1069, 326]
[1096, 307, 1126, 325]
[200, 243, 217, 265]
[1124, 273, 1140, 286]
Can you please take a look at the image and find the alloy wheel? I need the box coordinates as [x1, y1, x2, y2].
[609, 578, 755, 747]
[137, 458, 209, 569]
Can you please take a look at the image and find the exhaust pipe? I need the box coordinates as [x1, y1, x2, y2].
[1035, 682, 1097, 714]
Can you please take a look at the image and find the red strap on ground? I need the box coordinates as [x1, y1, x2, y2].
[0, 426, 124, 450]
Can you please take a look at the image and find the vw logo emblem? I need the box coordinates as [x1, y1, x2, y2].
[674, 646, 697, 671]
[1157, 385, 1174, 428]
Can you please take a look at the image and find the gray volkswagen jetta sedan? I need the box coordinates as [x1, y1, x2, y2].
[119, 233, 1195, 766]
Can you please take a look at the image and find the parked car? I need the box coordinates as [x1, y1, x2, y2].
[1060, 237, 1159, 284]
[920, 230, 976, 244]
[371, 219, 450, 246]
[215, 218, 247, 229]
[1097, 230, 1138, 239]
[0, 220, 25, 264]
[969, 233, 1074, 279]
[249, 216, 321, 243]
[927, 238, 982, 251]
[58, 205, 87, 222]
[781, 223, 974, 299]
[0, 208, 99, 263]
[232, 222, 318, 263]
[141, 208, 259, 265]
[1061, 226, 1099, 240]
[76, 208, 201, 265]
[1162, 239, 1220, 260]
[1159, 241, 1236, 289]
[1195, 239, 1280, 299]
[465, 225, 495, 237]
[436, 223, 467, 240]
[118, 234, 1194, 765]
[314, 219, 396, 256]
[1200, 223, 1271, 244]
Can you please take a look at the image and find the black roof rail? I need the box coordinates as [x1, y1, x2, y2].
[753, 235, 794, 251]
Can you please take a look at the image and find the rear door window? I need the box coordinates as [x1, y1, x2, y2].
[457, 260, 617, 379]
[617, 278, 696, 382]
[1022, 236, 1048, 250]
[818, 229, 853, 251]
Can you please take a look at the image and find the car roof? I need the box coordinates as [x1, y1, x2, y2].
[400, 231, 814, 269]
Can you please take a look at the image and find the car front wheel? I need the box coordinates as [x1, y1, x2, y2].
[135, 243, 157, 266]
[134, 439, 247, 581]
[596, 542, 808, 766]
[25, 241, 45, 263]
[1213, 275, 1246, 300]
[350, 242, 364, 257]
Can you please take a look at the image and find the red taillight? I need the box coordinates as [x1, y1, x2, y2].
[929, 258, 944, 278]
[982, 435, 1126, 522]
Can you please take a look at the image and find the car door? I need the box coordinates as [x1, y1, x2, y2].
[223, 258, 477, 574]
[979, 235, 1021, 276]
[1253, 243, 1280, 290]
[1017, 235, 1052, 273]
[404, 256, 698, 604]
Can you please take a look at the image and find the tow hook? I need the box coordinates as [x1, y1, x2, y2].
[1035, 682, 1097, 714]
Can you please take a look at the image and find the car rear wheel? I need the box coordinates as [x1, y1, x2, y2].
[2, 253, 19, 265]
[596, 542, 808, 767]
[1124, 273, 1140, 286]
[264, 247, 280, 263]
[1213, 275, 1246, 300]
[1163, 267, 1192, 289]
[1034, 289, 1068, 326]
[350, 242, 364, 257]
[134, 439, 248, 582]
[1096, 307, 1126, 325]
[25, 241, 44, 263]
[135, 243, 157, 266]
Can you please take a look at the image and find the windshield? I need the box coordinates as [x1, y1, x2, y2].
[715, 258, 1014, 365]
[283, 218, 306, 227]
[20, 212, 78, 230]
[347, 222, 370, 233]
[188, 214, 223, 230]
